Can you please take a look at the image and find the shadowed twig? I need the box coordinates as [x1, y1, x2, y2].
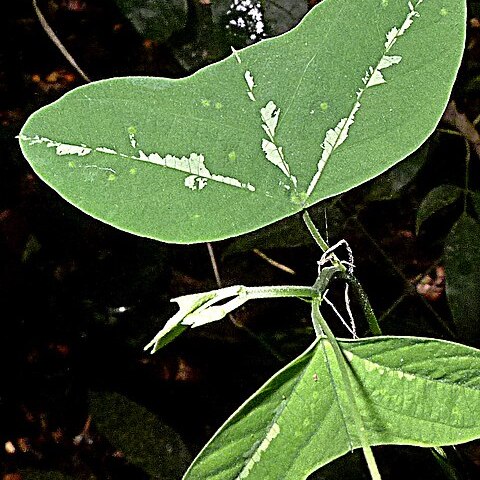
[33, 0, 91, 83]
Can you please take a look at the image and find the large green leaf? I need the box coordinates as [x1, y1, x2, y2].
[18, 0, 466, 243]
[184, 336, 480, 480]
[444, 213, 480, 339]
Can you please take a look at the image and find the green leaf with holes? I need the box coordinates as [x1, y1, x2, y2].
[18, 0, 465, 243]
[184, 336, 480, 480]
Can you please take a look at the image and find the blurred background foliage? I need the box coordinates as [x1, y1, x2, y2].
[1, 0, 480, 478]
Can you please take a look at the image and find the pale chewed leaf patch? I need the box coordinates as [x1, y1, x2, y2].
[18, 134, 256, 193]
[305, 0, 423, 201]
[362, 55, 402, 88]
[235, 422, 281, 479]
[245, 70, 256, 101]
[260, 101, 297, 189]
[185, 175, 208, 191]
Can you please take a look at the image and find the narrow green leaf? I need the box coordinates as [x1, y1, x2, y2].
[444, 213, 480, 339]
[114, 0, 188, 43]
[430, 447, 465, 480]
[19, 0, 466, 243]
[144, 287, 239, 352]
[416, 184, 463, 234]
[89, 391, 191, 478]
[145, 285, 317, 353]
[184, 336, 480, 480]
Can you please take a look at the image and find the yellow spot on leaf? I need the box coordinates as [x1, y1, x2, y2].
[108, 173, 116, 181]
[129, 168, 137, 175]
[440, 7, 448, 16]
[201, 99, 211, 107]
[320, 102, 329, 111]
[215, 102, 223, 109]
[290, 191, 308, 205]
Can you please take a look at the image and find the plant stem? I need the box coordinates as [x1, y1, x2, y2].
[302, 210, 347, 273]
[303, 209, 382, 336]
[437, 128, 463, 137]
[312, 300, 382, 480]
[302, 209, 329, 251]
[340, 272, 382, 336]
[304, 210, 381, 479]
[33, 0, 91, 83]
[242, 285, 317, 300]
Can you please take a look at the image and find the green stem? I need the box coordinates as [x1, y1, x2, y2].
[302, 210, 347, 273]
[340, 272, 382, 336]
[302, 209, 330, 251]
[312, 300, 382, 480]
[303, 209, 382, 336]
[241, 285, 317, 300]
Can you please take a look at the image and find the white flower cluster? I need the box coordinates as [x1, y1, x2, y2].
[226, 0, 266, 42]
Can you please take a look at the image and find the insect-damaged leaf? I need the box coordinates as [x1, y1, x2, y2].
[18, 0, 466, 243]
[184, 336, 480, 480]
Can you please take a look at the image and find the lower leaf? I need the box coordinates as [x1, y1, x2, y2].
[184, 336, 480, 480]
